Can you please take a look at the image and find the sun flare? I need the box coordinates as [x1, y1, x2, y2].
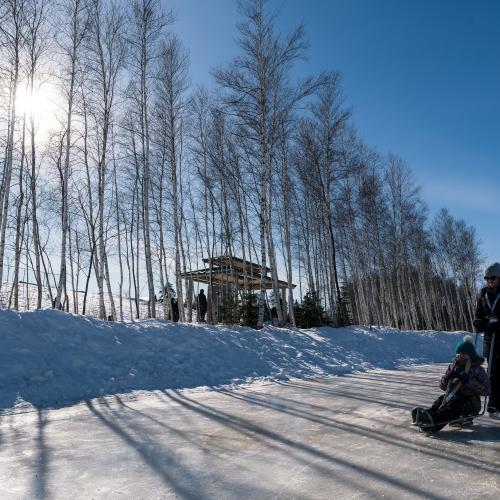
[15, 84, 61, 141]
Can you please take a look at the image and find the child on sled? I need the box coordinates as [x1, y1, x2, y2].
[412, 336, 490, 432]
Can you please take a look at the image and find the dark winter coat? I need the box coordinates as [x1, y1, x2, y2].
[198, 292, 207, 313]
[474, 286, 500, 359]
[439, 354, 490, 398]
[417, 353, 490, 432]
[171, 298, 179, 322]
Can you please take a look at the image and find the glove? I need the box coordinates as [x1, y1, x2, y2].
[444, 364, 467, 383]
[443, 367, 459, 383]
[473, 319, 485, 332]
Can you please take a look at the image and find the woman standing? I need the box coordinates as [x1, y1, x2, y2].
[473, 262, 500, 415]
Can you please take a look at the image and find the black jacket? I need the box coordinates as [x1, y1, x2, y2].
[198, 292, 207, 310]
[474, 286, 500, 359]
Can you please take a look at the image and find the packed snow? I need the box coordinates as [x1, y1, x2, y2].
[0, 309, 481, 412]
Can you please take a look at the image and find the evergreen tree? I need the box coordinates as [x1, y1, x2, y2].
[239, 292, 259, 328]
[220, 292, 240, 324]
[293, 300, 303, 328]
[300, 291, 325, 328]
[338, 283, 353, 326]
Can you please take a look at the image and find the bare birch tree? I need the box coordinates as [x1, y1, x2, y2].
[53, 0, 89, 309]
[214, 0, 322, 328]
[155, 33, 189, 321]
[0, 0, 26, 295]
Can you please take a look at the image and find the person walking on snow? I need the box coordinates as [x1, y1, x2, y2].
[198, 289, 207, 323]
[473, 262, 500, 414]
[411, 336, 490, 432]
[170, 297, 179, 322]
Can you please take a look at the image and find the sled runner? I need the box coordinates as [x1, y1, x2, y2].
[411, 408, 476, 432]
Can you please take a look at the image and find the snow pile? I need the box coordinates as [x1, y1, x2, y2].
[0, 309, 478, 411]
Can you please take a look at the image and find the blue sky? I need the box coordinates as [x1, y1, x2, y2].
[165, 0, 500, 265]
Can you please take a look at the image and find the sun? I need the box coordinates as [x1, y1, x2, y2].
[16, 91, 44, 117]
[15, 83, 61, 141]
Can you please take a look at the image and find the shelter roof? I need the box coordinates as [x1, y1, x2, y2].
[182, 255, 295, 289]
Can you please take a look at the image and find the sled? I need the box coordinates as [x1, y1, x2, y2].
[411, 331, 496, 433]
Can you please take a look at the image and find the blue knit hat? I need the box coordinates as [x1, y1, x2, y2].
[455, 335, 476, 357]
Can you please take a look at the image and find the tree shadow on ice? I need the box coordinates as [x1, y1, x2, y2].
[0, 408, 50, 498]
[345, 371, 438, 389]
[84, 397, 280, 499]
[29, 409, 50, 499]
[85, 398, 207, 498]
[275, 378, 419, 411]
[111, 394, 216, 453]
[211, 386, 499, 475]
[276, 367, 447, 411]
[160, 389, 451, 499]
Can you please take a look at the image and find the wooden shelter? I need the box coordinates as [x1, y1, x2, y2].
[182, 255, 293, 290]
[181, 255, 295, 323]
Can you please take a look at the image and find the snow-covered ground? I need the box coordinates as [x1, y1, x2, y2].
[0, 281, 156, 320]
[0, 309, 480, 413]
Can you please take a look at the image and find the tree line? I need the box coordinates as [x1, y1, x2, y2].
[0, 0, 482, 330]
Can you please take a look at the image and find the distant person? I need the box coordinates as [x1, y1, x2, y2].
[473, 262, 500, 414]
[171, 297, 179, 322]
[198, 289, 207, 323]
[270, 305, 277, 319]
[411, 336, 490, 433]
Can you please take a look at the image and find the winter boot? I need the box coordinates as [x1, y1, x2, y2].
[411, 407, 422, 424]
[411, 407, 429, 425]
[487, 397, 497, 415]
[416, 409, 439, 433]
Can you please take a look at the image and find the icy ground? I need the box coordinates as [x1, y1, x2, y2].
[1, 310, 498, 498]
[0, 309, 480, 412]
[1, 365, 499, 499]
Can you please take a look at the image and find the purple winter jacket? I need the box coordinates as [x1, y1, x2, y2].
[440, 355, 490, 397]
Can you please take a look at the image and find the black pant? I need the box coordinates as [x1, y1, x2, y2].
[490, 353, 499, 403]
[199, 306, 207, 322]
[484, 331, 500, 402]
[428, 394, 481, 431]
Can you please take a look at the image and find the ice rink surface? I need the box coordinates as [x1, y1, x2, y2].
[1, 364, 499, 499]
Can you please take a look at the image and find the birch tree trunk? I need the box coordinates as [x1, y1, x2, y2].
[156, 34, 188, 322]
[55, 0, 87, 309]
[87, 0, 125, 319]
[0, 0, 24, 295]
[12, 117, 27, 310]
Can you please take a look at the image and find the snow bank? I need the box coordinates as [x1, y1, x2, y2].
[0, 309, 479, 411]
